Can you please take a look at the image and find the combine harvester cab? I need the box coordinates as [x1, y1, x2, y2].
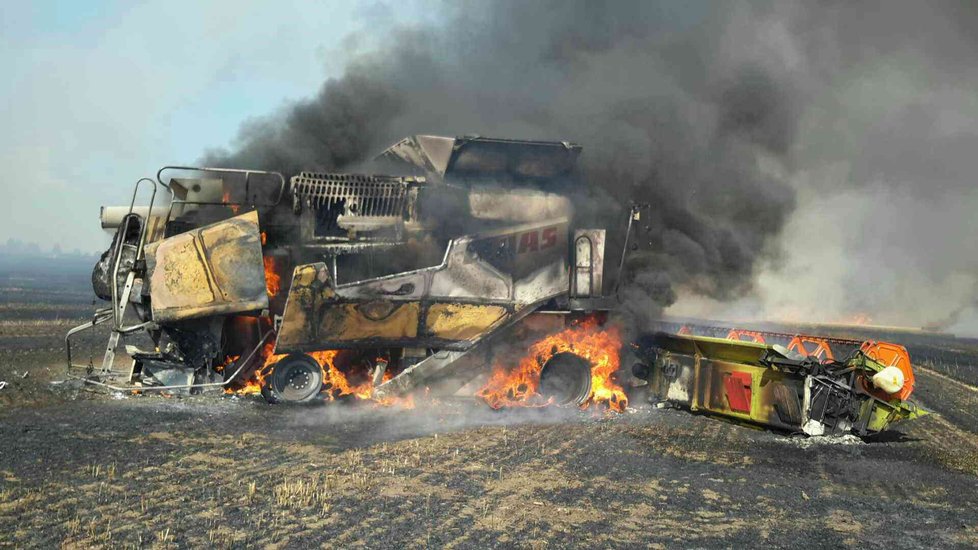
[632, 331, 927, 436]
[67, 169, 289, 391]
[66, 136, 621, 407]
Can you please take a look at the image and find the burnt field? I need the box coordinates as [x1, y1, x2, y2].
[2, 262, 978, 548]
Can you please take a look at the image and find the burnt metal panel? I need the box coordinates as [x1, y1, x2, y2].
[445, 136, 581, 181]
[376, 135, 456, 176]
[319, 301, 420, 341]
[145, 210, 268, 322]
[276, 219, 569, 353]
[375, 135, 582, 183]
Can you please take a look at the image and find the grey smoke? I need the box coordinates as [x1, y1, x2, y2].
[715, 0, 978, 332]
[281, 398, 602, 448]
[204, 1, 978, 332]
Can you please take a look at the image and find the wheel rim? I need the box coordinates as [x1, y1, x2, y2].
[270, 354, 323, 402]
[539, 352, 592, 405]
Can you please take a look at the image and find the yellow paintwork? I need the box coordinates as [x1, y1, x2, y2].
[425, 303, 508, 340]
[145, 210, 268, 322]
[319, 302, 421, 341]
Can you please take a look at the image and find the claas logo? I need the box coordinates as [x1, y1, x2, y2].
[470, 225, 561, 267]
[514, 226, 558, 254]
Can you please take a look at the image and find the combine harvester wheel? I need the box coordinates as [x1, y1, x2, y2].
[539, 352, 592, 406]
[261, 353, 323, 403]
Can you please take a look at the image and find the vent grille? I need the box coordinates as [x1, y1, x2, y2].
[291, 172, 408, 217]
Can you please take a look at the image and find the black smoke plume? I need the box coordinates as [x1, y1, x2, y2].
[208, 1, 978, 332]
[203, 1, 803, 325]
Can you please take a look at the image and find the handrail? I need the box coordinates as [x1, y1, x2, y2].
[65, 308, 114, 372]
[66, 330, 273, 393]
[615, 203, 648, 301]
[110, 178, 157, 327]
[155, 166, 286, 229]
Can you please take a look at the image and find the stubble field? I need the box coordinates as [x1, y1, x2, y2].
[1, 260, 977, 548]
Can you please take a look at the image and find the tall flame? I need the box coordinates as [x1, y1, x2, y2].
[477, 319, 627, 412]
[263, 256, 281, 298]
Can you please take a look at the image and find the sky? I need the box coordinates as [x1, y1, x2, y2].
[4, 1, 978, 334]
[0, 0, 428, 252]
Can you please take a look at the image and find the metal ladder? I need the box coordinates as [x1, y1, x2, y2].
[66, 178, 161, 383]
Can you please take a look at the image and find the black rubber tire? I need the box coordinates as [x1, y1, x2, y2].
[539, 352, 592, 405]
[261, 353, 323, 404]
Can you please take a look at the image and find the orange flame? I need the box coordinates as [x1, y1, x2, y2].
[263, 256, 281, 298]
[223, 340, 284, 395]
[226, 344, 413, 408]
[477, 319, 627, 413]
[308, 350, 370, 400]
[222, 190, 240, 214]
[308, 351, 415, 408]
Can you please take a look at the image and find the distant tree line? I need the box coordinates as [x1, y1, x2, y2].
[1, 238, 97, 260]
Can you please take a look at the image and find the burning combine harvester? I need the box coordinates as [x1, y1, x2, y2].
[67, 135, 925, 436]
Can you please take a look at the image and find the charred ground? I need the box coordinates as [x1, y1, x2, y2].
[2, 261, 978, 548]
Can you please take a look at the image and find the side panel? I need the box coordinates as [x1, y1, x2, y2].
[276, 219, 569, 352]
[145, 211, 268, 322]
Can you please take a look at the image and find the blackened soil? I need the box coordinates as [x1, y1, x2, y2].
[0, 372, 977, 549]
